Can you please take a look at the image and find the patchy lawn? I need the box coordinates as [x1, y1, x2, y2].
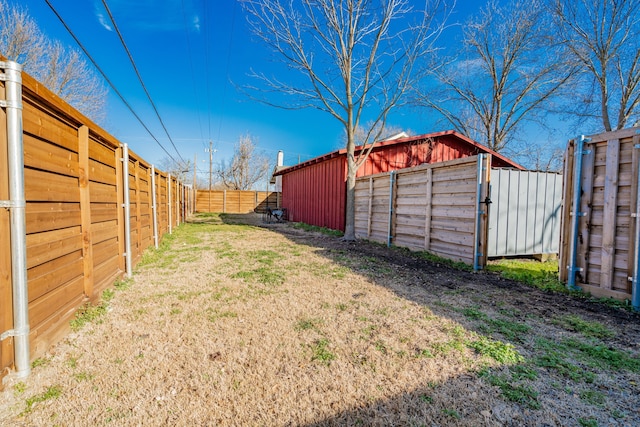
[1, 213, 639, 426]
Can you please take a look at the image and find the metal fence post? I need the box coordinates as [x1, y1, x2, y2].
[122, 144, 132, 278]
[0, 60, 30, 378]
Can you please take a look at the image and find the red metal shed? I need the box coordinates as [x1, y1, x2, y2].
[274, 130, 524, 231]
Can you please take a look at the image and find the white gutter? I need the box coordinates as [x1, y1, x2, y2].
[0, 60, 30, 378]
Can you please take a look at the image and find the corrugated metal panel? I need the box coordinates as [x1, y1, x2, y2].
[281, 156, 346, 230]
[487, 169, 562, 257]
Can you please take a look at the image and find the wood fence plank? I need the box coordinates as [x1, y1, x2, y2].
[600, 139, 620, 289]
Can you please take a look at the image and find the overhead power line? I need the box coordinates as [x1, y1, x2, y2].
[100, 0, 186, 165]
[42, 0, 179, 165]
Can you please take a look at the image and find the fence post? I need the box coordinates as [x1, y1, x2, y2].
[151, 165, 158, 249]
[367, 177, 373, 238]
[78, 125, 94, 299]
[424, 168, 433, 251]
[168, 174, 172, 234]
[0, 60, 30, 378]
[387, 171, 396, 247]
[631, 132, 640, 311]
[567, 135, 590, 290]
[473, 154, 490, 271]
[121, 144, 132, 278]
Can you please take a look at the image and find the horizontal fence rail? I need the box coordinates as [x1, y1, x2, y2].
[0, 59, 192, 383]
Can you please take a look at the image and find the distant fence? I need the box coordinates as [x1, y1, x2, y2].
[195, 190, 280, 213]
[560, 128, 640, 307]
[488, 169, 562, 257]
[354, 156, 490, 267]
[1, 60, 191, 383]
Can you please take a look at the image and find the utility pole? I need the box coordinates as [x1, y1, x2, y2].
[205, 141, 216, 212]
[192, 153, 197, 214]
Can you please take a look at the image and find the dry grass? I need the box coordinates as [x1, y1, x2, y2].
[1, 213, 639, 426]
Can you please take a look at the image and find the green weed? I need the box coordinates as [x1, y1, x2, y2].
[578, 417, 598, 427]
[486, 259, 565, 292]
[441, 409, 461, 419]
[468, 336, 524, 364]
[310, 339, 336, 365]
[294, 318, 322, 332]
[22, 385, 62, 414]
[579, 389, 606, 406]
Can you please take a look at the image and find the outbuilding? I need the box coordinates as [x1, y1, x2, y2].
[273, 130, 524, 231]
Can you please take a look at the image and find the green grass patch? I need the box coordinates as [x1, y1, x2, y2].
[310, 339, 336, 365]
[483, 372, 540, 409]
[295, 317, 323, 332]
[553, 315, 615, 339]
[22, 385, 62, 414]
[468, 336, 524, 364]
[486, 259, 565, 292]
[578, 417, 598, 427]
[207, 309, 238, 323]
[579, 389, 606, 406]
[293, 222, 344, 237]
[70, 302, 108, 331]
[564, 338, 640, 372]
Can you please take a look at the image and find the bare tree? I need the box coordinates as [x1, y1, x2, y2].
[240, 0, 447, 240]
[217, 135, 270, 191]
[0, 0, 107, 122]
[418, 0, 573, 153]
[553, 0, 640, 132]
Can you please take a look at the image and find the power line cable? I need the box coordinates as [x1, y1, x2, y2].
[100, 0, 186, 165]
[180, 0, 205, 144]
[42, 0, 178, 164]
[216, 0, 237, 144]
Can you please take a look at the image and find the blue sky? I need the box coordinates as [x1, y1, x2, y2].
[19, 0, 532, 181]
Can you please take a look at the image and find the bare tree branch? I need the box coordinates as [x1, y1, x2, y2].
[240, 0, 449, 239]
[553, 0, 640, 131]
[417, 0, 574, 153]
[0, 0, 107, 123]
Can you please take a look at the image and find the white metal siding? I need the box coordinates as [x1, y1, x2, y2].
[488, 169, 562, 257]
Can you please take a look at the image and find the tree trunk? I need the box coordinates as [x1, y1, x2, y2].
[343, 139, 357, 241]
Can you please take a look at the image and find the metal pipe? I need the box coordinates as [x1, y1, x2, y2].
[168, 173, 172, 234]
[122, 144, 132, 278]
[632, 134, 640, 311]
[2, 60, 30, 378]
[473, 154, 485, 271]
[387, 171, 395, 247]
[151, 165, 158, 249]
[567, 135, 589, 290]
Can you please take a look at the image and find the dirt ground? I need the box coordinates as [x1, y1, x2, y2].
[1, 213, 639, 426]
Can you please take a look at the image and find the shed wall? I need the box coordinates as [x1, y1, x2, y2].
[281, 156, 346, 230]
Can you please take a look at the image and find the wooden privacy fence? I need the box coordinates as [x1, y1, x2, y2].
[195, 190, 280, 213]
[355, 156, 491, 268]
[560, 128, 640, 308]
[0, 60, 192, 383]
